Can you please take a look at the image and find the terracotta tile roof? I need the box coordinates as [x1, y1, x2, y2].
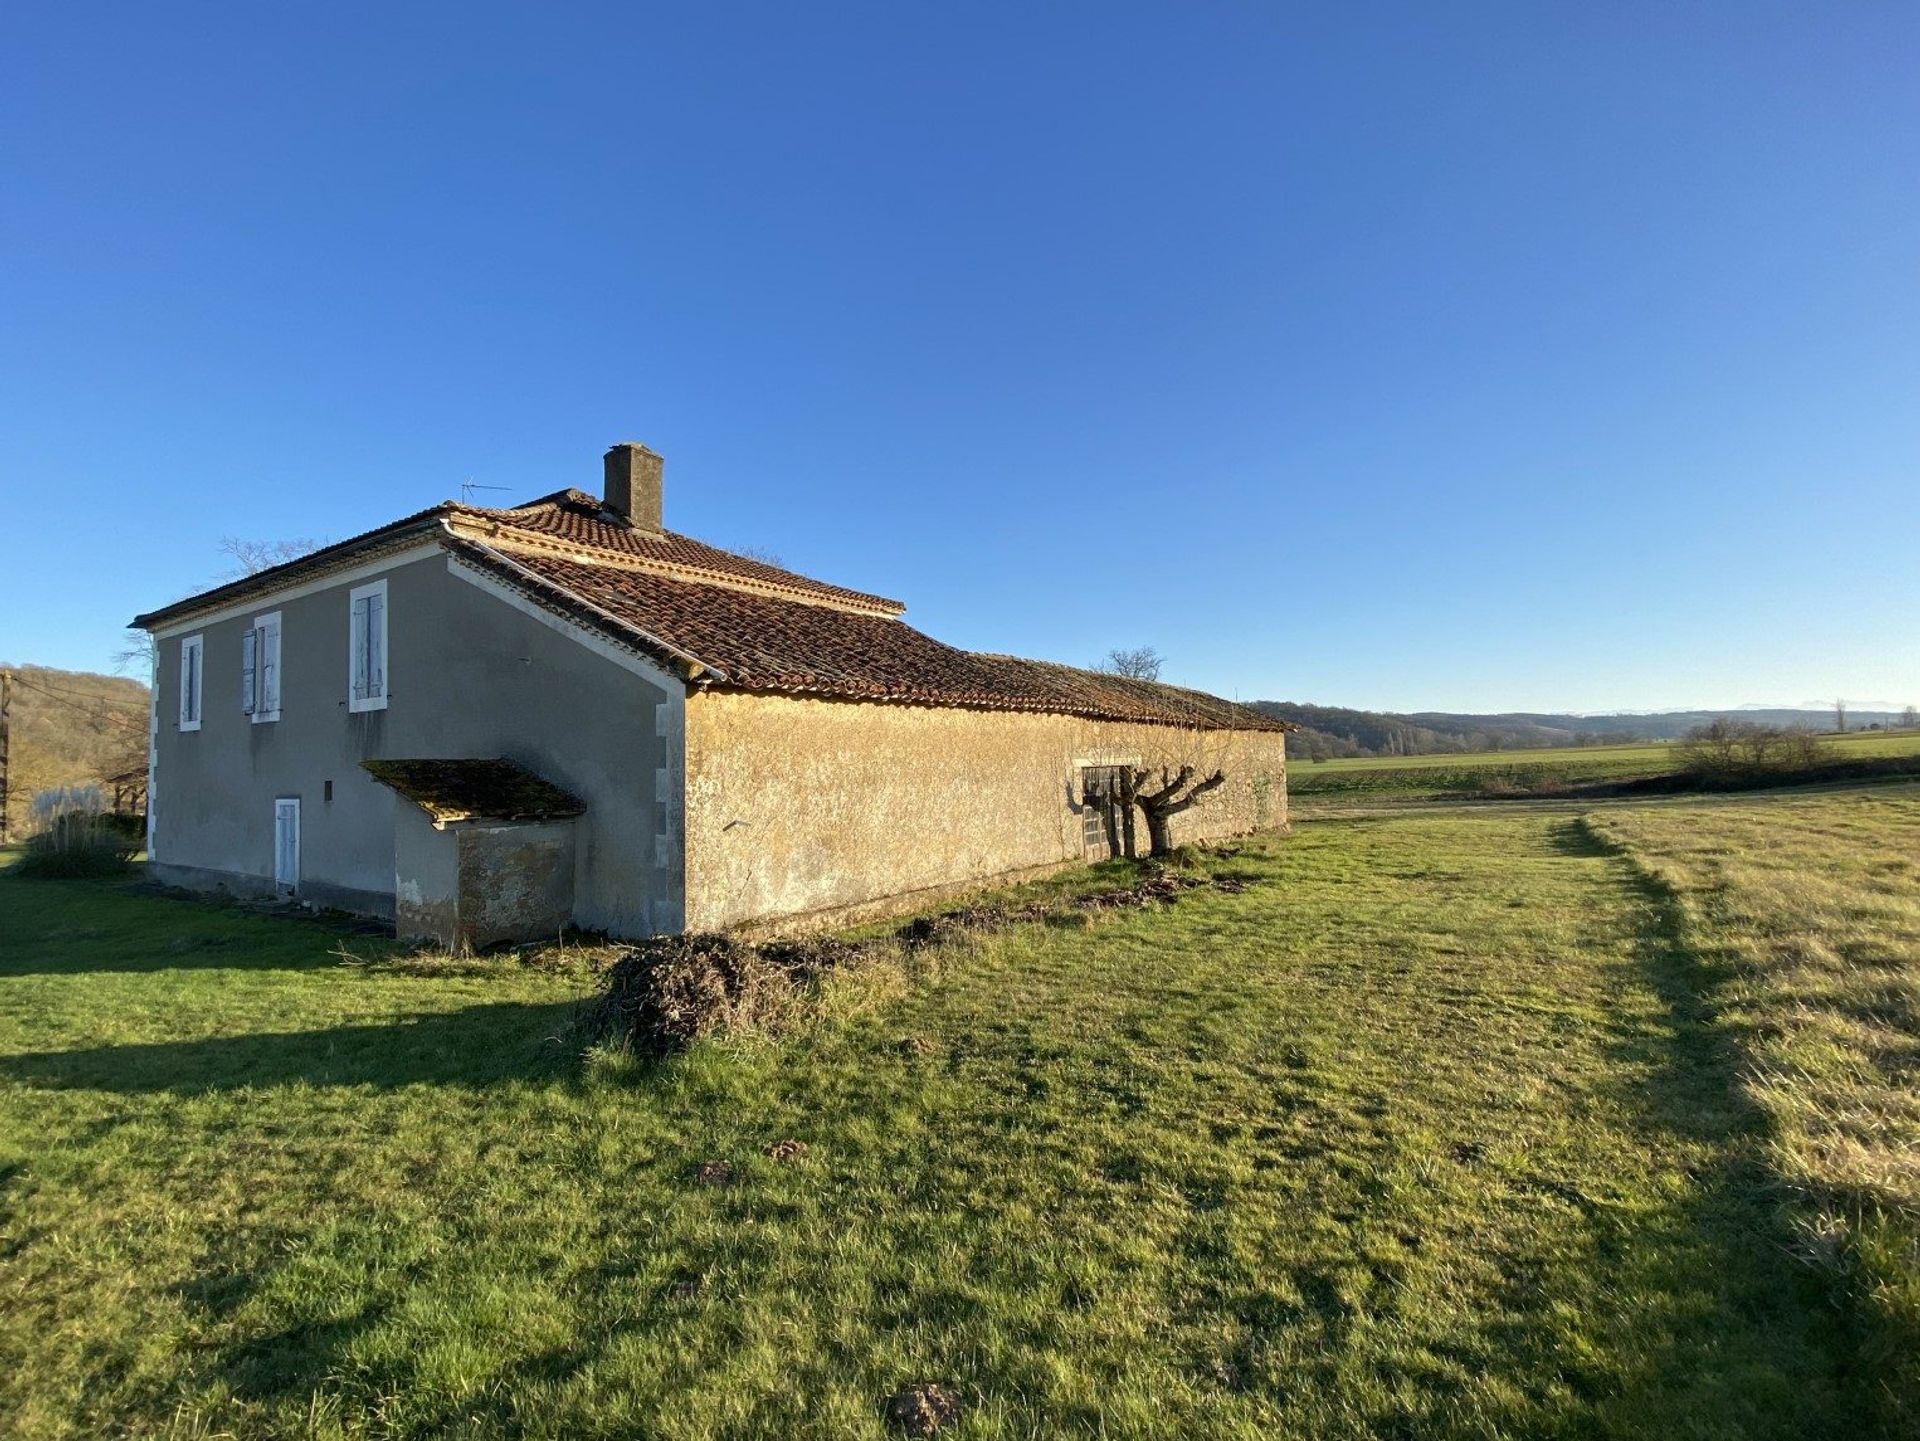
[133, 479, 1285, 734]
[467, 491, 903, 616]
[452, 539, 1287, 732]
[132, 489, 900, 629]
[363, 758, 586, 823]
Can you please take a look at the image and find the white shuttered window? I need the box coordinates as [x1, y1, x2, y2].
[243, 612, 282, 722]
[178, 635, 203, 731]
[348, 580, 388, 712]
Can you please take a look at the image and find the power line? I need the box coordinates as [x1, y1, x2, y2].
[9, 674, 146, 710]
[8, 675, 148, 734]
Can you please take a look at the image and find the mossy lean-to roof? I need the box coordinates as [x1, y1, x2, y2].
[363, 759, 586, 824]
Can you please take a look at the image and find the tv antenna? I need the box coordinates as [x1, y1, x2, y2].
[459, 478, 512, 504]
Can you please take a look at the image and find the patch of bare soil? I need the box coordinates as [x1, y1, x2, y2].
[884, 1383, 962, 1435]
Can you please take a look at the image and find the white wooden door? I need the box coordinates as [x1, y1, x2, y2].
[274, 798, 300, 896]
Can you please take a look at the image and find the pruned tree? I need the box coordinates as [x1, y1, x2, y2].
[1119, 763, 1226, 856]
[1101, 646, 1164, 681]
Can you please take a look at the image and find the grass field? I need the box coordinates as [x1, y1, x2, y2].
[1587, 789, 1920, 1411]
[1289, 728, 1920, 800]
[2, 787, 1916, 1437]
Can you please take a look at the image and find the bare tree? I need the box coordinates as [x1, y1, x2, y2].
[1834, 698, 1847, 733]
[219, 536, 322, 578]
[1101, 646, 1164, 681]
[113, 537, 322, 676]
[112, 630, 154, 677]
[1119, 763, 1227, 856]
[1678, 720, 1825, 781]
[1903, 705, 1918, 731]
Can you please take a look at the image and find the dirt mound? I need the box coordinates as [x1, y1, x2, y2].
[587, 858, 1258, 1056]
[587, 933, 807, 1053]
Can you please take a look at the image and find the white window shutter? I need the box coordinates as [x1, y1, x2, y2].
[262, 619, 280, 715]
[241, 628, 257, 714]
[367, 591, 385, 697]
[350, 595, 369, 700]
[179, 641, 197, 726]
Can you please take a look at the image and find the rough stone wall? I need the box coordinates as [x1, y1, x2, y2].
[454, 820, 576, 950]
[682, 691, 1288, 931]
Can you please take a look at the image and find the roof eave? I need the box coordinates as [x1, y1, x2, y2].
[129, 507, 455, 631]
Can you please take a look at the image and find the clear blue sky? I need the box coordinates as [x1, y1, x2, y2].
[4, 3, 1916, 713]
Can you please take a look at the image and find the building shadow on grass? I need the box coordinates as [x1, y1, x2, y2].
[0, 1001, 583, 1093]
[0, 877, 397, 977]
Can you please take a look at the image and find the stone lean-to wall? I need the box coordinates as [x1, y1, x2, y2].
[391, 810, 576, 950]
[681, 689, 1288, 932]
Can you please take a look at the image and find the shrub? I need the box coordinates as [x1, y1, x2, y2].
[1677, 720, 1828, 783]
[15, 809, 137, 878]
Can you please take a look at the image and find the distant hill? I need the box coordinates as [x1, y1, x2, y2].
[1253, 701, 1916, 761]
[2, 665, 150, 838]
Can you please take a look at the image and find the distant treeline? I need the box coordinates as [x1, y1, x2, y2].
[1251, 701, 1916, 762]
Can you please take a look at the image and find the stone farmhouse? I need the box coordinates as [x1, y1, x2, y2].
[132, 445, 1291, 946]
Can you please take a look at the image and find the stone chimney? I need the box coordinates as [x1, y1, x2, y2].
[602, 442, 663, 529]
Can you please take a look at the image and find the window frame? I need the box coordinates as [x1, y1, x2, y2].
[245, 611, 283, 723]
[348, 579, 389, 713]
[178, 634, 204, 732]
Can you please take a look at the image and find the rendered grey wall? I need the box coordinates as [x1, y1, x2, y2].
[393, 805, 458, 940]
[148, 549, 683, 935]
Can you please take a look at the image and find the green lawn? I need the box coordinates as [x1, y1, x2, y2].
[1290, 728, 1920, 800]
[1, 795, 1913, 1438]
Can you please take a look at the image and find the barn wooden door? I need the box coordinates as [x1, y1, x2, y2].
[1079, 766, 1133, 860]
[273, 798, 300, 896]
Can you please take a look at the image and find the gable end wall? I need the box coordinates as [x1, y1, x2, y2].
[146, 547, 685, 935]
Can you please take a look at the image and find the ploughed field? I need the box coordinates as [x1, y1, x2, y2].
[1289, 726, 1920, 801]
[2, 786, 1917, 1439]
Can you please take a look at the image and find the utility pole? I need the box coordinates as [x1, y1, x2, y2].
[0, 668, 12, 846]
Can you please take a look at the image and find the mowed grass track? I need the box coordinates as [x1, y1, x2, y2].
[0, 809, 1885, 1439]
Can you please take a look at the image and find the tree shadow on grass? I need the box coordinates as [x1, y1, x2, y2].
[0, 1001, 583, 1093]
[1452, 817, 1883, 1438]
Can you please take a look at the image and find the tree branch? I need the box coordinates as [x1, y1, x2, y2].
[1156, 769, 1225, 817]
